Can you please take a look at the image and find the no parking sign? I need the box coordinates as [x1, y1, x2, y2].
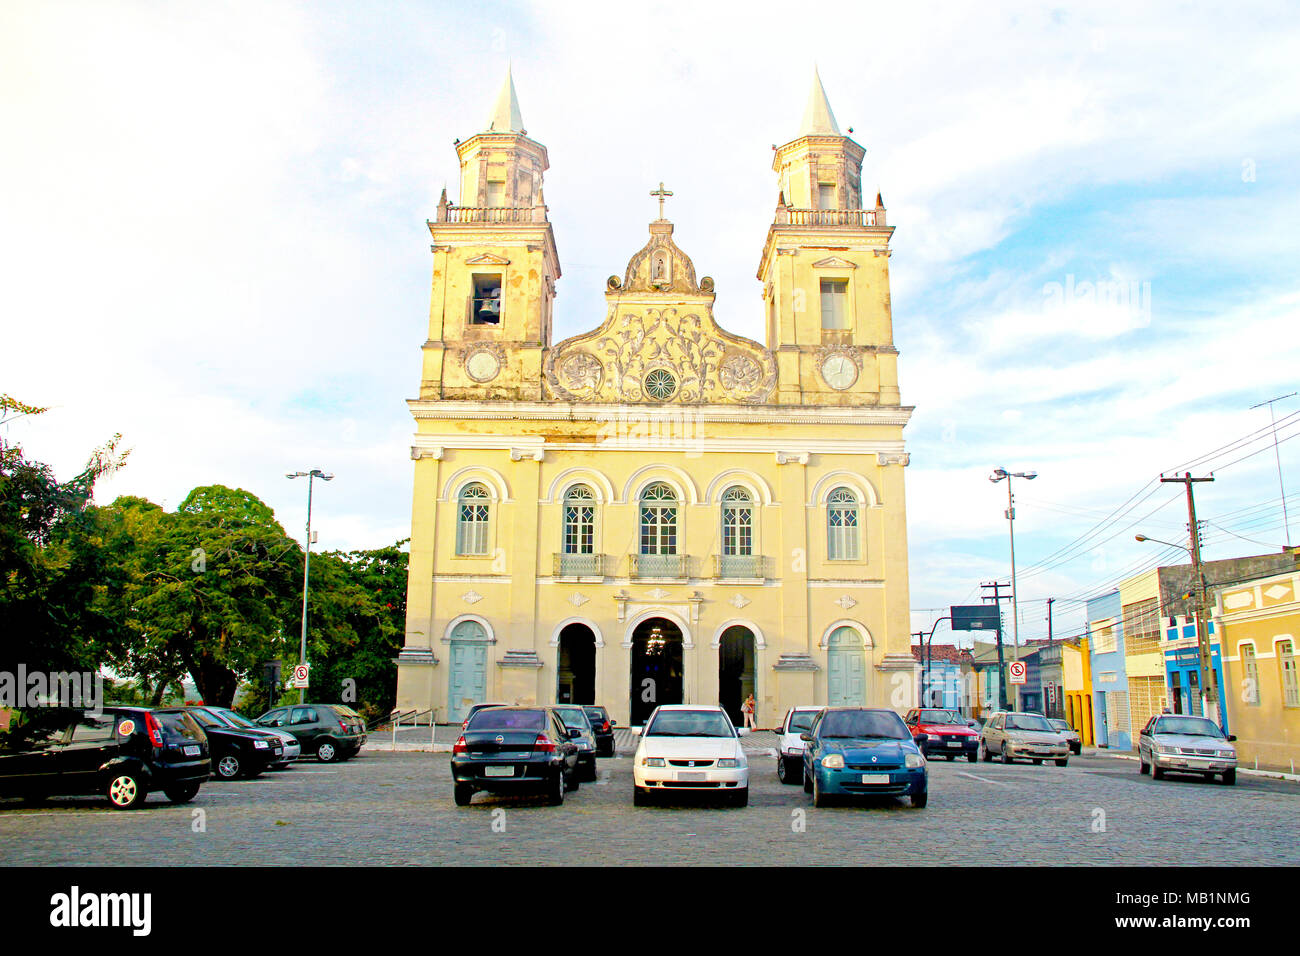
[1008, 660, 1027, 685]
[291, 663, 310, 689]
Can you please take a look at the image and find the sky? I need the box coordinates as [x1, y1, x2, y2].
[3, 1, 1299, 650]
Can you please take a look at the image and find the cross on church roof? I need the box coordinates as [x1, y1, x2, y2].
[650, 181, 673, 220]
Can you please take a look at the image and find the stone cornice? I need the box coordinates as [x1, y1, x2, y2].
[407, 398, 914, 428]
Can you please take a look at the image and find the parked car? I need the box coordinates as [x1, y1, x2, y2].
[451, 706, 580, 806]
[461, 703, 509, 731]
[553, 705, 599, 781]
[904, 707, 979, 762]
[978, 711, 1070, 766]
[581, 705, 616, 757]
[1047, 718, 1082, 755]
[801, 707, 928, 808]
[632, 704, 749, 807]
[0, 706, 210, 809]
[1138, 714, 1237, 785]
[159, 707, 282, 779]
[256, 703, 367, 763]
[191, 705, 300, 768]
[775, 706, 823, 784]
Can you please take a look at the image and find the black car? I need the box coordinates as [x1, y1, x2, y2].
[553, 705, 599, 781]
[256, 703, 367, 762]
[163, 707, 283, 779]
[451, 706, 581, 806]
[0, 706, 210, 809]
[581, 705, 616, 757]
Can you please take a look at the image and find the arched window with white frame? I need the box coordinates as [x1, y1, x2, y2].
[827, 486, 860, 560]
[637, 482, 680, 577]
[456, 483, 491, 555]
[1279, 639, 1299, 708]
[560, 484, 597, 575]
[720, 486, 755, 578]
[1241, 643, 1260, 706]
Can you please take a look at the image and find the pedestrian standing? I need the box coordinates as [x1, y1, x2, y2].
[743, 693, 757, 730]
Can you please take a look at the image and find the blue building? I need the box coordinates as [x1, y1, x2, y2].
[1163, 615, 1227, 732]
[1086, 590, 1131, 750]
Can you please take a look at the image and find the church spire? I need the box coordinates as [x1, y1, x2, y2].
[486, 65, 524, 133]
[798, 66, 840, 137]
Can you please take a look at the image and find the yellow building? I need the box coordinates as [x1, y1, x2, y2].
[1116, 569, 1171, 739]
[394, 70, 916, 727]
[1062, 637, 1094, 747]
[1215, 567, 1300, 772]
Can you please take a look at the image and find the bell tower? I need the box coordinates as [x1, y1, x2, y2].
[420, 67, 560, 402]
[757, 69, 899, 407]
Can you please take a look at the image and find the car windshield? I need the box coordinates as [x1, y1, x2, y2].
[1153, 716, 1225, 738]
[918, 710, 960, 724]
[646, 710, 735, 738]
[789, 711, 819, 733]
[554, 708, 591, 730]
[1048, 719, 1072, 732]
[582, 707, 607, 724]
[1005, 714, 1054, 732]
[819, 710, 909, 740]
[187, 710, 222, 729]
[152, 711, 203, 742]
[212, 708, 256, 729]
[466, 709, 546, 731]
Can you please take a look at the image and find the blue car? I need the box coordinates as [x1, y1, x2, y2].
[801, 707, 928, 808]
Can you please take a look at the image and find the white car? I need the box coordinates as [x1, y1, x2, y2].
[1138, 714, 1237, 785]
[775, 706, 823, 784]
[632, 705, 750, 806]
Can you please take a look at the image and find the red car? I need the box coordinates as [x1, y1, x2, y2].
[904, 708, 979, 762]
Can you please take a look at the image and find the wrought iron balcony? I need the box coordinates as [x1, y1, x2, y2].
[629, 553, 688, 579]
[553, 553, 608, 577]
[713, 554, 769, 580]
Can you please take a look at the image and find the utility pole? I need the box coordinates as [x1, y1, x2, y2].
[1161, 472, 1219, 724]
[913, 631, 926, 707]
[1250, 392, 1296, 547]
[982, 581, 1012, 710]
[1047, 597, 1054, 647]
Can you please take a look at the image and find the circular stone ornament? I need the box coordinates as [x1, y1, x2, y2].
[820, 353, 858, 390]
[465, 348, 502, 383]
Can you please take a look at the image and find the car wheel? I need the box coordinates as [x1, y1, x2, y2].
[945, 755, 955, 761]
[733, 787, 749, 808]
[911, 790, 928, 809]
[1032, 759, 1042, 765]
[1221, 769, 1236, 786]
[565, 769, 579, 793]
[812, 774, 829, 809]
[1001, 745, 1014, 764]
[547, 771, 565, 806]
[316, 741, 338, 763]
[1055, 758, 1069, 767]
[966, 752, 978, 763]
[453, 784, 473, 806]
[215, 755, 241, 780]
[164, 784, 200, 804]
[803, 767, 813, 794]
[1152, 765, 1165, 780]
[106, 771, 145, 810]
[633, 786, 649, 807]
[980, 742, 992, 762]
[777, 755, 790, 784]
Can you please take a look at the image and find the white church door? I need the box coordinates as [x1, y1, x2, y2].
[827, 626, 865, 706]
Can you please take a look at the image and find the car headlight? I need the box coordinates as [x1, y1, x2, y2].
[642, 757, 665, 767]
[717, 758, 740, 768]
[787, 746, 804, 754]
[905, 752, 926, 769]
[1155, 745, 1175, 754]
[253, 740, 268, 749]
[821, 754, 845, 769]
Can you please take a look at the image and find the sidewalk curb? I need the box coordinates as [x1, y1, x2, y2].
[1100, 751, 1300, 782]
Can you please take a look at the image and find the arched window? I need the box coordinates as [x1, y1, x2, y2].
[560, 485, 597, 575]
[456, 483, 491, 555]
[640, 483, 678, 555]
[1241, 644, 1260, 706]
[721, 486, 753, 556]
[827, 487, 860, 560]
[1280, 639, 1299, 708]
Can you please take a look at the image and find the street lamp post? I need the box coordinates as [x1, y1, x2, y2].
[287, 469, 333, 704]
[990, 468, 1036, 709]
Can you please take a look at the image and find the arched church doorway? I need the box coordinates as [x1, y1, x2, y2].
[718, 626, 756, 725]
[557, 623, 596, 705]
[629, 617, 683, 725]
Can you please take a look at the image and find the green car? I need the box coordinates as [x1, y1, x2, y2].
[256, 703, 367, 763]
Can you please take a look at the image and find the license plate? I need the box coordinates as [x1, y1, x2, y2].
[678, 771, 706, 782]
[183, 745, 200, 756]
[947, 741, 962, 747]
[484, 766, 514, 777]
[861, 774, 890, 784]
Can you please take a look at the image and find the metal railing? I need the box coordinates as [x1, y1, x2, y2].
[778, 208, 881, 227]
[554, 552, 607, 577]
[436, 205, 546, 224]
[713, 554, 768, 579]
[630, 553, 688, 579]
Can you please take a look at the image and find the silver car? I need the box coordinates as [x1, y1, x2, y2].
[1047, 718, 1082, 755]
[1138, 714, 1237, 785]
[978, 711, 1070, 766]
[553, 705, 599, 782]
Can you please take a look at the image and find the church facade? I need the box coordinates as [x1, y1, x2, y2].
[394, 70, 916, 727]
